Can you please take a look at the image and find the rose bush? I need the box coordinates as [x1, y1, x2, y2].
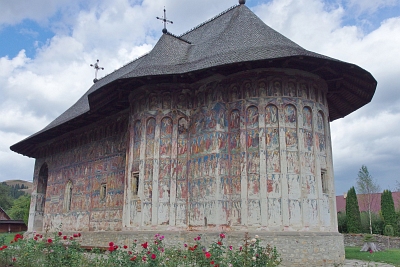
[0, 232, 281, 267]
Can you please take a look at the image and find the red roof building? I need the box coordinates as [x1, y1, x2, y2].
[336, 192, 400, 213]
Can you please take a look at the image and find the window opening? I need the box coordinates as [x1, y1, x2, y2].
[100, 183, 107, 201]
[132, 172, 139, 197]
[321, 170, 328, 194]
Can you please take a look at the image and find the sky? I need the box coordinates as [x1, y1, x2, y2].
[1, 0, 399, 195]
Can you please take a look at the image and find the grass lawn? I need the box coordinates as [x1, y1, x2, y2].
[346, 247, 400, 266]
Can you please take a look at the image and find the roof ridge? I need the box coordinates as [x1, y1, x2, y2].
[94, 53, 149, 84]
[178, 4, 239, 37]
[165, 32, 192, 44]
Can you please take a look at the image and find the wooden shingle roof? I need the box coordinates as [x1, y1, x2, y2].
[11, 4, 377, 157]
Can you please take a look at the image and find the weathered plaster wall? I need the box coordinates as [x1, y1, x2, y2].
[28, 112, 129, 232]
[124, 68, 337, 232]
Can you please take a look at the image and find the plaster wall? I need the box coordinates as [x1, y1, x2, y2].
[124, 68, 338, 232]
[28, 112, 129, 232]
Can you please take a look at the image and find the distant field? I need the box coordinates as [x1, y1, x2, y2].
[345, 246, 400, 266]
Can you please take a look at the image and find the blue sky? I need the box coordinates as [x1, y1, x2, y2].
[1, 0, 400, 195]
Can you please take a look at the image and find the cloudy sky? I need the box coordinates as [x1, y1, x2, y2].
[1, 0, 399, 195]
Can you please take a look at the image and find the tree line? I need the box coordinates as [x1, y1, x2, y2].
[0, 182, 30, 225]
[339, 165, 400, 236]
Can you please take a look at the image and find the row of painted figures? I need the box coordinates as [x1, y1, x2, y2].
[134, 79, 326, 113]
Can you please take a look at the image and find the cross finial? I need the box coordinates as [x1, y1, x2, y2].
[90, 59, 104, 83]
[156, 7, 173, 34]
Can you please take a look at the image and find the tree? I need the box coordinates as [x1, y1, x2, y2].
[381, 189, 397, 235]
[346, 186, 362, 233]
[356, 165, 380, 234]
[7, 195, 31, 225]
[0, 183, 13, 210]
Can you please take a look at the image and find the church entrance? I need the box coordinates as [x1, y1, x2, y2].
[32, 163, 48, 231]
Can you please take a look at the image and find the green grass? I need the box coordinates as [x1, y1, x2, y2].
[346, 247, 400, 266]
[0, 232, 24, 245]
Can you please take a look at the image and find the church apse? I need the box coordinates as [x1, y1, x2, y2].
[124, 69, 336, 232]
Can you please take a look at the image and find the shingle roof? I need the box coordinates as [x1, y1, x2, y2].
[10, 4, 377, 157]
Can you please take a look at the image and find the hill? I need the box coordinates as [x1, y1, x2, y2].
[2, 180, 33, 195]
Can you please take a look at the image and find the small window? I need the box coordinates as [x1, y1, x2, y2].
[64, 180, 73, 212]
[321, 170, 328, 194]
[132, 172, 139, 196]
[100, 183, 107, 201]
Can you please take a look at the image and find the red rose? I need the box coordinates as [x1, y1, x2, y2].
[128, 251, 133, 255]
[109, 242, 114, 247]
[58, 232, 62, 236]
[220, 233, 225, 239]
[151, 254, 156, 260]
[69, 236, 73, 240]
[63, 236, 67, 240]
[217, 241, 222, 246]
[141, 242, 148, 249]
[211, 261, 214, 264]
[205, 252, 211, 258]
[130, 256, 137, 261]
[108, 246, 114, 252]
[123, 245, 128, 249]
[78, 233, 81, 237]
[47, 239, 53, 243]
[73, 234, 78, 238]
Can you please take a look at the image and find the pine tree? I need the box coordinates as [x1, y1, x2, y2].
[346, 186, 362, 233]
[381, 189, 397, 235]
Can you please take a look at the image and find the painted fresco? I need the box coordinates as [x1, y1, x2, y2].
[34, 71, 336, 234]
[303, 107, 312, 129]
[284, 105, 297, 127]
[39, 115, 128, 232]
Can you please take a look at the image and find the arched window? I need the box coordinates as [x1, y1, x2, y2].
[64, 180, 73, 212]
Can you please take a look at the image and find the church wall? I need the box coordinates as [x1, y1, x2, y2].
[29, 112, 129, 232]
[124, 68, 337, 232]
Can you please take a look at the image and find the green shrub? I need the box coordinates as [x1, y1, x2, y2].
[384, 225, 395, 236]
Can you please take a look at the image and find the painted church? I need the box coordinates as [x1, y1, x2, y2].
[11, 1, 376, 266]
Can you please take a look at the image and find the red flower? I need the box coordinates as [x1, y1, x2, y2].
[69, 236, 73, 240]
[73, 233, 78, 238]
[34, 237, 38, 241]
[47, 238, 53, 243]
[123, 245, 128, 249]
[108, 246, 114, 252]
[63, 236, 67, 240]
[142, 256, 147, 262]
[205, 252, 211, 258]
[217, 241, 222, 246]
[151, 254, 156, 259]
[220, 233, 225, 239]
[78, 233, 81, 237]
[211, 261, 215, 264]
[114, 245, 118, 250]
[14, 233, 23, 242]
[130, 256, 137, 261]
[12, 257, 16, 262]
[58, 232, 62, 236]
[109, 242, 114, 247]
[141, 242, 148, 249]
[128, 251, 133, 255]
[147, 251, 151, 254]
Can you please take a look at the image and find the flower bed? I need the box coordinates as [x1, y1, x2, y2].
[0, 232, 281, 267]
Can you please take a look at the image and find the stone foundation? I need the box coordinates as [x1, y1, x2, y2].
[27, 231, 344, 267]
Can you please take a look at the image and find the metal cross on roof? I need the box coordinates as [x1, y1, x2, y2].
[156, 7, 173, 34]
[90, 59, 104, 83]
